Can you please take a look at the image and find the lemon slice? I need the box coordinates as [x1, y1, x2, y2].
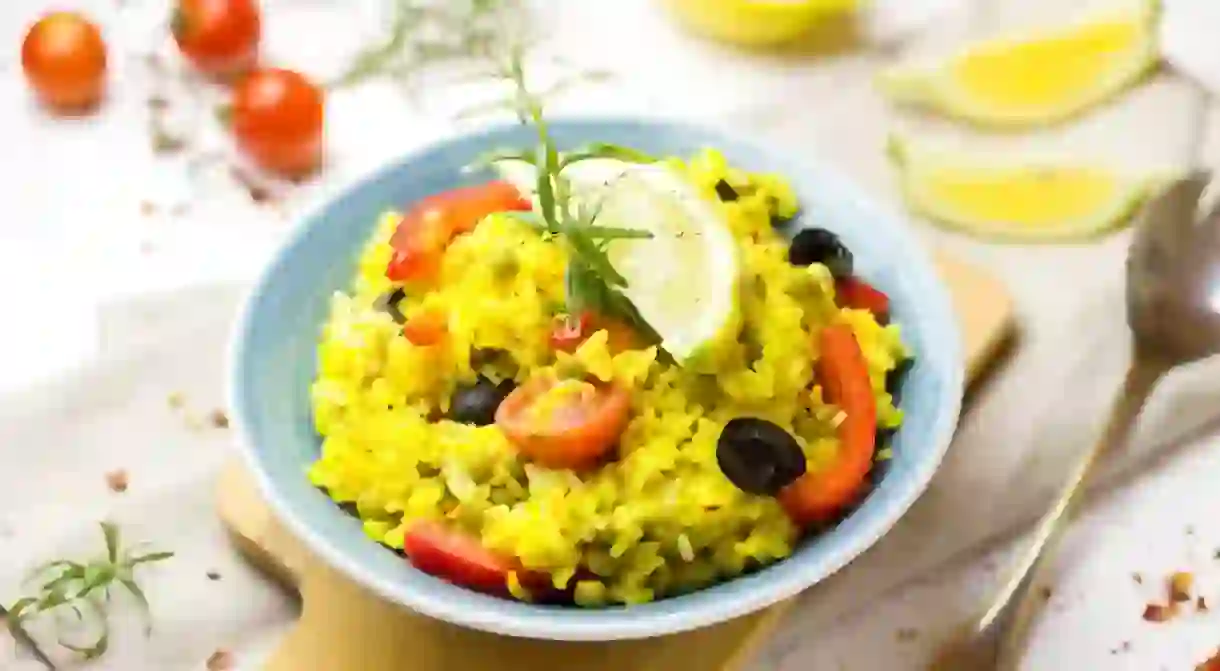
[879, 0, 1160, 128]
[493, 158, 739, 364]
[887, 135, 1165, 241]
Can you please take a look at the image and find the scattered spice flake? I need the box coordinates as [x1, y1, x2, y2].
[140, 200, 157, 216]
[1214, 548, 1220, 561]
[151, 128, 189, 154]
[1171, 572, 1195, 603]
[167, 391, 185, 409]
[895, 627, 918, 642]
[230, 167, 274, 204]
[169, 202, 191, 217]
[206, 570, 222, 581]
[1188, 526, 1196, 536]
[208, 409, 230, 429]
[1122, 641, 1132, 652]
[1142, 603, 1177, 623]
[146, 95, 170, 112]
[1198, 648, 1220, 671]
[104, 469, 129, 493]
[1199, 596, 1210, 613]
[1132, 572, 1143, 585]
[184, 413, 206, 431]
[1038, 586, 1053, 601]
[206, 649, 235, 670]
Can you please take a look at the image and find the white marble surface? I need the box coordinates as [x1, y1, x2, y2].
[2, 0, 1220, 669]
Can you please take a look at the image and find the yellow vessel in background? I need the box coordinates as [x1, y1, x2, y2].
[662, 0, 860, 48]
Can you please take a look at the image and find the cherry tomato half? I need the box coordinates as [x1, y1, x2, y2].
[231, 68, 323, 177]
[495, 376, 631, 470]
[171, 0, 260, 78]
[401, 310, 447, 346]
[21, 12, 107, 112]
[403, 520, 546, 596]
[836, 277, 890, 323]
[386, 182, 532, 283]
[548, 311, 641, 354]
[779, 324, 878, 525]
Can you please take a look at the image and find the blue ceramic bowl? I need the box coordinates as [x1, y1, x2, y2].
[229, 118, 964, 641]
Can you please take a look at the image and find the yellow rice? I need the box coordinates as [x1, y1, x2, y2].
[307, 149, 908, 606]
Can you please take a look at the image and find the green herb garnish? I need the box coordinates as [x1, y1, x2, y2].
[4, 522, 174, 666]
[476, 46, 663, 336]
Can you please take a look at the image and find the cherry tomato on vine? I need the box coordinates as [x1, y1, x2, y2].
[21, 12, 107, 112]
[171, 0, 261, 78]
[230, 68, 324, 177]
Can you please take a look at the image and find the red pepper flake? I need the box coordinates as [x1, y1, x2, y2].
[1142, 603, 1177, 623]
[208, 409, 230, 429]
[1197, 648, 1220, 671]
[1171, 572, 1195, 603]
[104, 469, 129, 493]
[206, 649, 235, 670]
[230, 166, 274, 204]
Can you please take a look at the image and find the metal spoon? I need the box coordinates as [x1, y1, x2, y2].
[930, 170, 1220, 671]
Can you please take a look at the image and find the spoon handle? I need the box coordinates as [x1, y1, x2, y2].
[930, 356, 1169, 671]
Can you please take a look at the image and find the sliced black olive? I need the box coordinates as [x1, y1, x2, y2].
[788, 227, 853, 279]
[374, 288, 407, 324]
[716, 418, 806, 496]
[714, 179, 739, 202]
[886, 357, 914, 406]
[448, 376, 515, 426]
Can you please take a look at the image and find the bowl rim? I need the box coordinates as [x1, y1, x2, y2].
[227, 114, 964, 641]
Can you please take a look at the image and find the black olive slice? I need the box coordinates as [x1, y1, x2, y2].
[716, 418, 807, 496]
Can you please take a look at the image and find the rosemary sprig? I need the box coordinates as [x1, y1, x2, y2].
[475, 46, 667, 344]
[4, 522, 174, 666]
[329, 0, 528, 92]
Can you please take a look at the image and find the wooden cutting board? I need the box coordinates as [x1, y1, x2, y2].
[216, 251, 1015, 671]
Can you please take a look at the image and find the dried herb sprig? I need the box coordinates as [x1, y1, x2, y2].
[4, 522, 174, 666]
[329, 0, 529, 92]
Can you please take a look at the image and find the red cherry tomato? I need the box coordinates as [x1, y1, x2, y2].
[170, 0, 260, 78]
[836, 277, 890, 323]
[401, 310, 447, 346]
[779, 324, 878, 525]
[548, 311, 641, 354]
[21, 12, 107, 112]
[385, 182, 531, 283]
[495, 376, 631, 470]
[403, 520, 545, 596]
[231, 68, 324, 177]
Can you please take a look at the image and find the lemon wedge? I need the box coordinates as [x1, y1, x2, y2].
[879, 0, 1160, 128]
[887, 135, 1165, 241]
[662, 0, 858, 48]
[493, 158, 740, 364]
